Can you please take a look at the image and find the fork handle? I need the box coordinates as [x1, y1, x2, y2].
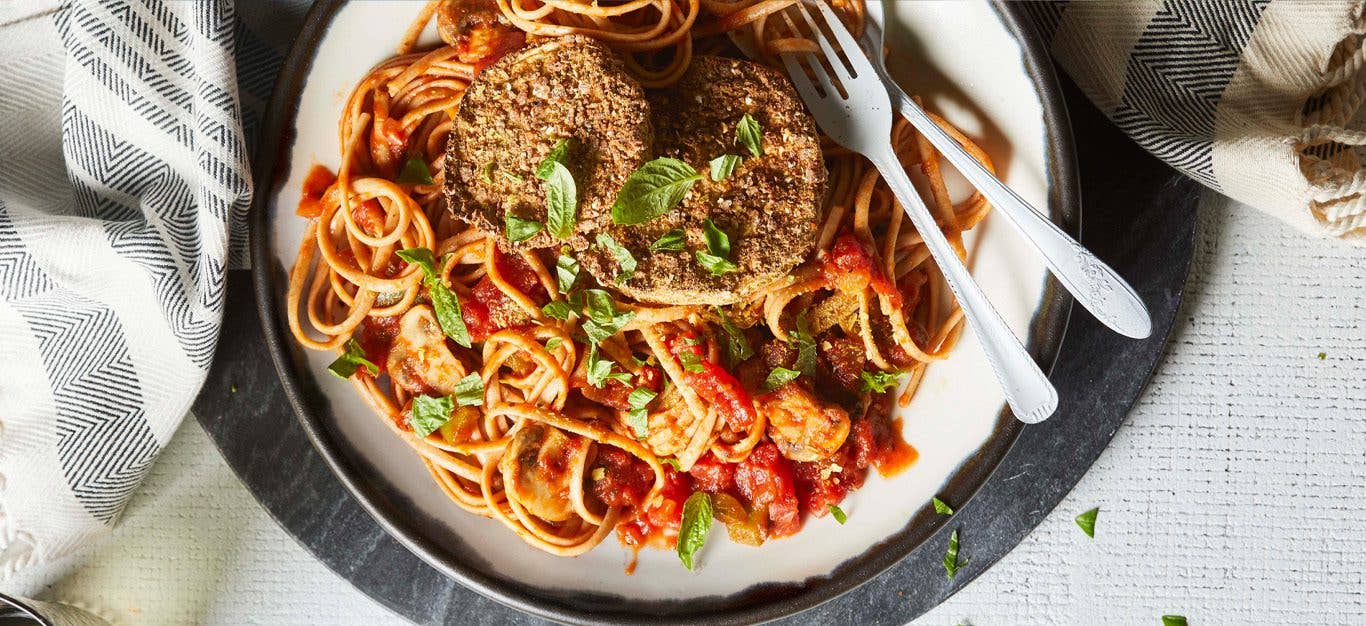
[870, 151, 1058, 424]
[889, 92, 1152, 339]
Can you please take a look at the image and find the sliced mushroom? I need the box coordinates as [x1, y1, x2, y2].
[499, 423, 589, 523]
[756, 382, 851, 462]
[387, 305, 467, 396]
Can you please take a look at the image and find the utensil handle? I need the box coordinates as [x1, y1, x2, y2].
[890, 90, 1153, 339]
[870, 150, 1058, 424]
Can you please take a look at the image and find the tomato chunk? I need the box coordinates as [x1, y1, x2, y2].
[666, 333, 758, 431]
[688, 452, 736, 494]
[734, 443, 801, 538]
[296, 164, 335, 218]
[591, 446, 654, 509]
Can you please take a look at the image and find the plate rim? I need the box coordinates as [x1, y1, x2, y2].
[247, 1, 1079, 623]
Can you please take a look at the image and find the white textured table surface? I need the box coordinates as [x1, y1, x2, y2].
[7, 192, 1365, 625]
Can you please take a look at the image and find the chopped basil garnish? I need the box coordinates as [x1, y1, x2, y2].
[933, 497, 954, 515]
[501, 170, 524, 183]
[396, 248, 471, 347]
[696, 218, 739, 276]
[542, 300, 573, 321]
[736, 113, 763, 157]
[410, 394, 454, 437]
[586, 344, 632, 388]
[827, 504, 848, 524]
[1075, 507, 1098, 538]
[536, 139, 578, 240]
[1317, 352, 1327, 360]
[678, 349, 705, 373]
[662, 458, 682, 471]
[397, 156, 434, 184]
[650, 229, 686, 252]
[480, 160, 495, 184]
[327, 338, 380, 379]
[596, 233, 637, 284]
[627, 387, 656, 439]
[790, 312, 817, 376]
[451, 372, 484, 407]
[765, 366, 801, 390]
[860, 370, 903, 393]
[702, 218, 731, 257]
[677, 491, 714, 571]
[545, 337, 563, 351]
[536, 138, 572, 178]
[556, 253, 579, 295]
[708, 154, 742, 181]
[715, 307, 753, 368]
[611, 157, 702, 225]
[943, 529, 967, 579]
[581, 289, 635, 344]
[505, 214, 542, 243]
[1162, 616, 1188, 626]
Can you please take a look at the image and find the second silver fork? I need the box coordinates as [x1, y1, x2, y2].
[777, 0, 1059, 424]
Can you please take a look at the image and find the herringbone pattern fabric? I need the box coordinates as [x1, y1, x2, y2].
[1027, 0, 1366, 241]
[0, 0, 293, 576]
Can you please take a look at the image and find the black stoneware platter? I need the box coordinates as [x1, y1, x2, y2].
[195, 1, 1200, 624]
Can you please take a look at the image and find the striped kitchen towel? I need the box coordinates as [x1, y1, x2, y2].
[0, 0, 302, 578]
[1025, 0, 1366, 242]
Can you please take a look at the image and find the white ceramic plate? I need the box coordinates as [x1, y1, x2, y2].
[256, 0, 1072, 621]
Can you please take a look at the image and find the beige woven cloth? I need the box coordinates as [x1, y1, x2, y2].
[1026, 1, 1366, 242]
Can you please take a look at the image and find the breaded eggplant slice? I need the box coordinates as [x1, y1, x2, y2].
[580, 56, 827, 305]
[445, 35, 652, 250]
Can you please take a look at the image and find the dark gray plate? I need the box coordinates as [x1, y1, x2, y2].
[196, 2, 1198, 624]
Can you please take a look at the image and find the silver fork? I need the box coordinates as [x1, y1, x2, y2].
[861, 0, 1151, 339]
[777, 0, 1058, 424]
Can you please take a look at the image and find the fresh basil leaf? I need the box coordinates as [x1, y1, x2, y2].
[586, 345, 632, 388]
[452, 372, 484, 407]
[396, 247, 439, 275]
[505, 214, 542, 243]
[827, 504, 848, 524]
[327, 338, 380, 379]
[536, 138, 572, 179]
[596, 233, 637, 284]
[678, 349, 705, 373]
[790, 312, 817, 377]
[545, 337, 563, 351]
[701, 218, 731, 257]
[736, 113, 763, 157]
[542, 300, 574, 321]
[715, 308, 753, 368]
[628, 387, 657, 410]
[410, 394, 454, 437]
[1075, 507, 1099, 538]
[709, 154, 742, 181]
[581, 289, 635, 344]
[611, 157, 702, 225]
[397, 155, 434, 184]
[396, 248, 472, 348]
[860, 370, 903, 393]
[677, 491, 714, 571]
[540, 162, 578, 240]
[943, 529, 967, 579]
[764, 367, 801, 390]
[695, 251, 739, 276]
[662, 458, 682, 471]
[628, 409, 649, 439]
[933, 497, 954, 515]
[1162, 617, 1188, 626]
[556, 254, 579, 294]
[650, 229, 686, 252]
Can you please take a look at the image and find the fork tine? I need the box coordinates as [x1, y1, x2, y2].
[791, 1, 856, 83]
[779, 52, 826, 105]
[811, 0, 873, 74]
